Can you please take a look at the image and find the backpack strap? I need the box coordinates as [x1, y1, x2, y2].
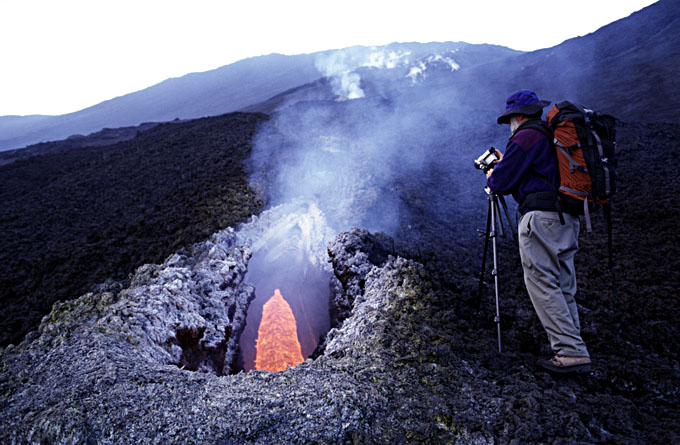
[515, 120, 567, 224]
[517, 119, 553, 140]
[590, 127, 614, 198]
[555, 143, 588, 173]
[523, 116, 596, 231]
[558, 186, 593, 232]
[604, 202, 617, 298]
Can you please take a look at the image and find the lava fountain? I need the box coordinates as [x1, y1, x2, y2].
[254, 289, 304, 372]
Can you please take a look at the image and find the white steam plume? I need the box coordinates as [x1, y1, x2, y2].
[249, 42, 508, 250]
[314, 47, 411, 99]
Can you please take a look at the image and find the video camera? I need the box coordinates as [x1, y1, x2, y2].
[474, 147, 500, 173]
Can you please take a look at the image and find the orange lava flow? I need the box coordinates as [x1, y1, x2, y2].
[254, 289, 304, 372]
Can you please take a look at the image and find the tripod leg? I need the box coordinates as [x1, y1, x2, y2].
[497, 194, 516, 239]
[490, 195, 502, 353]
[477, 197, 492, 304]
[492, 196, 505, 238]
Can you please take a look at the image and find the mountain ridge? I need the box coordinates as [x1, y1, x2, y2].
[3, 0, 675, 152]
[0, 52, 321, 150]
[0, 42, 519, 151]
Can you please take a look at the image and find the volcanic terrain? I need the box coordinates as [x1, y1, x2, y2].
[1, 110, 678, 443]
[1, 1, 680, 442]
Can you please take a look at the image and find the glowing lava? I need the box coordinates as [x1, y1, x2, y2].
[254, 289, 304, 372]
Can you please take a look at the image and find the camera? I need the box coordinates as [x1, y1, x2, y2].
[474, 147, 500, 173]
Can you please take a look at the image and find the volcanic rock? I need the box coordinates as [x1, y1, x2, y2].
[2, 212, 680, 442]
[0, 112, 267, 347]
[0, 228, 459, 442]
[1, 97, 679, 443]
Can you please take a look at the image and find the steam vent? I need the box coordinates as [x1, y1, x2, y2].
[235, 201, 334, 372]
[254, 289, 304, 372]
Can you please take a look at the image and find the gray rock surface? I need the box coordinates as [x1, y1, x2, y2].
[0, 228, 487, 443]
[3, 225, 678, 443]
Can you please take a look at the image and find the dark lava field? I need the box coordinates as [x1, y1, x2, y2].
[0, 113, 267, 346]
[0, 111, 678, 442]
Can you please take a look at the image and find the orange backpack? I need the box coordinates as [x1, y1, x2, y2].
[546, 101, 617, 231]
[547, 101, 618, 296]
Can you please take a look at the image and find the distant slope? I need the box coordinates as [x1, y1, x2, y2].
[235, 0, 680, 125]
[530, 0, 680, 122]
[450, 0, 680, 122]
[0, 53, 322, 151]
[0, 43, 520, 152]
[0, 122, 162, 167]
[2, 0, 678, 152]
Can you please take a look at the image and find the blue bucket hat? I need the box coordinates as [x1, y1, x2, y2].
[497, 89, 550, 124]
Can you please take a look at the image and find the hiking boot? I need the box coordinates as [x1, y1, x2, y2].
[537, 355, 592, 374]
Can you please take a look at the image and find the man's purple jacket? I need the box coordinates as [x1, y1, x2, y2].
[486, 119, 559, 215]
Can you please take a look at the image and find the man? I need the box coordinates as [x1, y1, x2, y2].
[486, 89, 592, 374]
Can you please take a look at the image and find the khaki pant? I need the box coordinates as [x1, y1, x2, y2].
[518, 210, 589, 357]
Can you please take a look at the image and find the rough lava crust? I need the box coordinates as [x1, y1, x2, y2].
[3, 215, 679, 442]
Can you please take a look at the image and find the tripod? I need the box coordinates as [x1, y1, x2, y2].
[478, 187, 515, 352]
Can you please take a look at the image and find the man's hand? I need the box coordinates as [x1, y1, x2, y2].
[486, 150, 503, 178]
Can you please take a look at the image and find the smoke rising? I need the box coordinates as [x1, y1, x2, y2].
[239, 44, 512, 369]
[314, 47, 412, 98]
[249, 44, 507, 242]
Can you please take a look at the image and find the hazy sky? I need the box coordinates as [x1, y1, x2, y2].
[0, 0, 657, 116]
